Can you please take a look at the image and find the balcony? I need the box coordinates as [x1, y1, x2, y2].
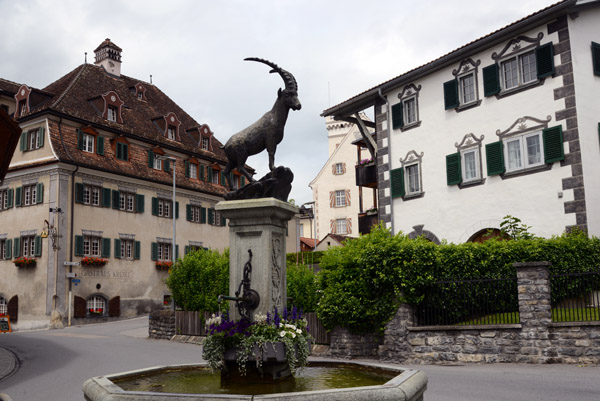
[358, 212, 379, 235]
[355, 163, 377, 188]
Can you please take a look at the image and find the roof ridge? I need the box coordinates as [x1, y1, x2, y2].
[50, 64, 87, 109]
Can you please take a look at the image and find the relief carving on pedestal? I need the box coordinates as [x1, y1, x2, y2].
[271, 237, 282, 310]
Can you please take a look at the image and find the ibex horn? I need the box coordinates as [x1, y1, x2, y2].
[244, 57, 298, 92]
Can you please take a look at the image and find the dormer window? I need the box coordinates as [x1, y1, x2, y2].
[19, 100, 27, 116]
[14, 85, 32, 119]
[201, 136, 209, 150]
[101, 91, 124, 124]
[167, 126, 176, 140]
[107, 105, 117, 122]
[133, 84, 147, 101]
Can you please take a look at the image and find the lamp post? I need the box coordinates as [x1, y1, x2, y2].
[158, 156, 177, 264]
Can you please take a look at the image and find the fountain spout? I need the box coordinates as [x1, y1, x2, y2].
[218, 249, 260, 320]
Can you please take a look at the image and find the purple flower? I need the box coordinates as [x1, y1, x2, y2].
[273, 308, 281, 327]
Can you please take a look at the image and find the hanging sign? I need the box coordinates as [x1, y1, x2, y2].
[0, 315, 11, 333]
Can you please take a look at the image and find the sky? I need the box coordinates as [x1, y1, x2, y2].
[0, 0, 557, 204]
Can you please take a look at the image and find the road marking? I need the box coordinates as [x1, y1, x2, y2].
[46, 333, 108, 339]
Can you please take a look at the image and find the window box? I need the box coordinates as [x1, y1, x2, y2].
[355, 163, 377, 188]
[14, 256, 36, 268]
[81, 257, 108, 267]
[155, 260, 173, 270]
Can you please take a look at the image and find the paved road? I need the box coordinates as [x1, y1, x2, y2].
[1, 318, 599, 400]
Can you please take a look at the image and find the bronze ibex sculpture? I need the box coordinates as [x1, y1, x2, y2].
[222, 58, 301, 190]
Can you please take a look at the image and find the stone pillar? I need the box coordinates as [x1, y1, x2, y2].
[515, 261, 552, 363]
[216, 198, 298, 321]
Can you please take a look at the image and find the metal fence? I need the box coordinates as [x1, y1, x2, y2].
[551, 271, 600, 322]
[413, 277, 520, 326]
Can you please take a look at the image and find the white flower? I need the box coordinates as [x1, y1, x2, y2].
[291, 332, 296, 338]
[279, 331, 286, 337]
[296, 329, 302, 334]
[254, 313, 268, 323]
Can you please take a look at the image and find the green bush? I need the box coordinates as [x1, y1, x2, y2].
[315, 225, 600, 334]
[286, 251, 326, 266]
[166, 248, 229, 312]
[286, 263, 320, 312]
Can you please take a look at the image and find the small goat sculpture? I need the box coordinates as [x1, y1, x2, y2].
[222, 58, 301, 190]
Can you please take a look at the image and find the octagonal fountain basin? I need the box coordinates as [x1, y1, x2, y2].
[83, 360, 427, 401]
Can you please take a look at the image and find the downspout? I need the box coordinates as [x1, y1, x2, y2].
[58, 117, 79, 326]
[377, 88, 393, 234]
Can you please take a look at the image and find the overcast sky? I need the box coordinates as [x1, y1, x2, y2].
[0, 0, 556, 204]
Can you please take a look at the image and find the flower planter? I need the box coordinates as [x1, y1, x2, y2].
[81, 257, 108, 267]
[155, 262, 173, 270]
[14, 257, 36, 268]
[224, 342, 288, 363]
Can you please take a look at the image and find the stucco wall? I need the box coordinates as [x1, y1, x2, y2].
[384, 22, 581, 242]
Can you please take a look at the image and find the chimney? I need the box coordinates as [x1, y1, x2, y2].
[94, 38, 122, 77]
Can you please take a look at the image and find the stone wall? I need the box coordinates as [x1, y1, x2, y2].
[149, 309, 175, 340]
[378, 262, 600, 365]
[328, 326, 382, 358]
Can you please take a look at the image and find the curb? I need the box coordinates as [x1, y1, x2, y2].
[0, 346, 18, 383]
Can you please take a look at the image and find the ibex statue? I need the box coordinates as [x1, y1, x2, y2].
[222, 58, 301, 190]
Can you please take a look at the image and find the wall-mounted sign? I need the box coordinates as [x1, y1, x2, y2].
[0, 316, 11, 333]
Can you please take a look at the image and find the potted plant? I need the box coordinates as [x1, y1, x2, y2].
[366, 207, 378, 215]
[81, 257, 108, 267]
[357, 157, 374, 166]
[203, 307, 311, 376]
[155, 260, 173, 271]
[14, 256, 36, 268]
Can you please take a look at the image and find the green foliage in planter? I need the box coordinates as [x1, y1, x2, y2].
[286, 263, 320, 312]
[166, 248, 229, 312]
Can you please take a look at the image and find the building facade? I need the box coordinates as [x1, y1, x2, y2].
[322, 0, 600, 243]
[309, 116, 376, 242]
[0, 39, 247, 329]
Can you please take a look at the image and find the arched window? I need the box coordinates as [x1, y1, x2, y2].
[86, 295, 107, 316]
[468, 228, 509, 243]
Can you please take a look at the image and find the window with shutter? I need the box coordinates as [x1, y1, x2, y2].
[97, 136, 104, 155]
[486, 141, 505, 176]
[483, 64, 500, 96]
[543, 125, 564, 163]
[443, 79, 459, 110]
[446, 153, 462, 185]
[536, 42, 555, 79]
[390, 168, 405, 198]
[391, 102, 403, 129]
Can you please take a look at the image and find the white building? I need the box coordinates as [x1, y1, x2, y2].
[322, 0, 600, 242]
[309, 116, 376, 242]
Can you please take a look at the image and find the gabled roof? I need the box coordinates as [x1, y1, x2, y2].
[322, 0, 581, 119]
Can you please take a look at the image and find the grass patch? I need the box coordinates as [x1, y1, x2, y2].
[552, 307, 600, 322]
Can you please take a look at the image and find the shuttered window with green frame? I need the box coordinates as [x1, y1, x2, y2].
[536, 42, 555, 79]
[446, 153, 462, 185]
[443, 79, 459, 110]
[391, 102, 403, 130]
[390, 168, 405, 198]
[485, 141, 505, 176]
[483, 64, 500, 96]
[542, 125, 564, 163]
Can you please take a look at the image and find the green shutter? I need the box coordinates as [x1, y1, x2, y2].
[37, 127, 45, 148]
[136, 194, 145, 213]
[201, 207, 206, 224]
[102, 188, 111, 207]
[221, 172, 226, 186]
[390, 168, 405, 198]
[134, 241, 140, 260]
[184, 161, 190, 178]
[543, 125, 564, 163]
[97, 136, 104, 155]
[114, 239, 121, 259]
[20, 132, 27, 151]
[175, 201, 179, 219]
[199, 165, 205, 181]
[13, 237, 21, 258]
[164, 160, 170, 172]
[446, 153, 462, 185]
[536, 42, 555, 79]
[221, 215, 227, 227]
[208, 208, 214, 225]
[112, 190, 120, 209]
[592, 42, 600, 76]
[36, 183, 43, 204]
[186, 204, 192, 221]
[184, 245, 190, 256]
[443, 79, 459, 110]
[241, 176, 246, 186]
[77, 129, 84, 150]
[15, 187, 22, 207]
[75, 183, 84, 204]
[485, 141, 505, 176]
[175, 245, 179, 260]
[483, 64, 500, 96]
[208, 167, 213, 182]
[391, 102, 403, 129]
[148, 150, 154, 168]
[7, 188, 13, 208]
[101, 238, 111, 258]
[74, 235, 84, 256]
[34, 235, 42, 257]
[5, 239, 12, 259]
[151, 242, 158, 261]
[151, 197, 158, 215]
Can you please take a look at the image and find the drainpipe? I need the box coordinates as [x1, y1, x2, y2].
[377, 88, 393, 234]
[58, 116, 79, 326]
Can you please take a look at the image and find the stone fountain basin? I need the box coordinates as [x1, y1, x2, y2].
[82, 360, 427, 401]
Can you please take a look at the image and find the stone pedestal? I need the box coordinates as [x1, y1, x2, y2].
[216, 198, 298, 321]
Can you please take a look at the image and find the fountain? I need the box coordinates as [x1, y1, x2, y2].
[82, 58, 427, 401]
